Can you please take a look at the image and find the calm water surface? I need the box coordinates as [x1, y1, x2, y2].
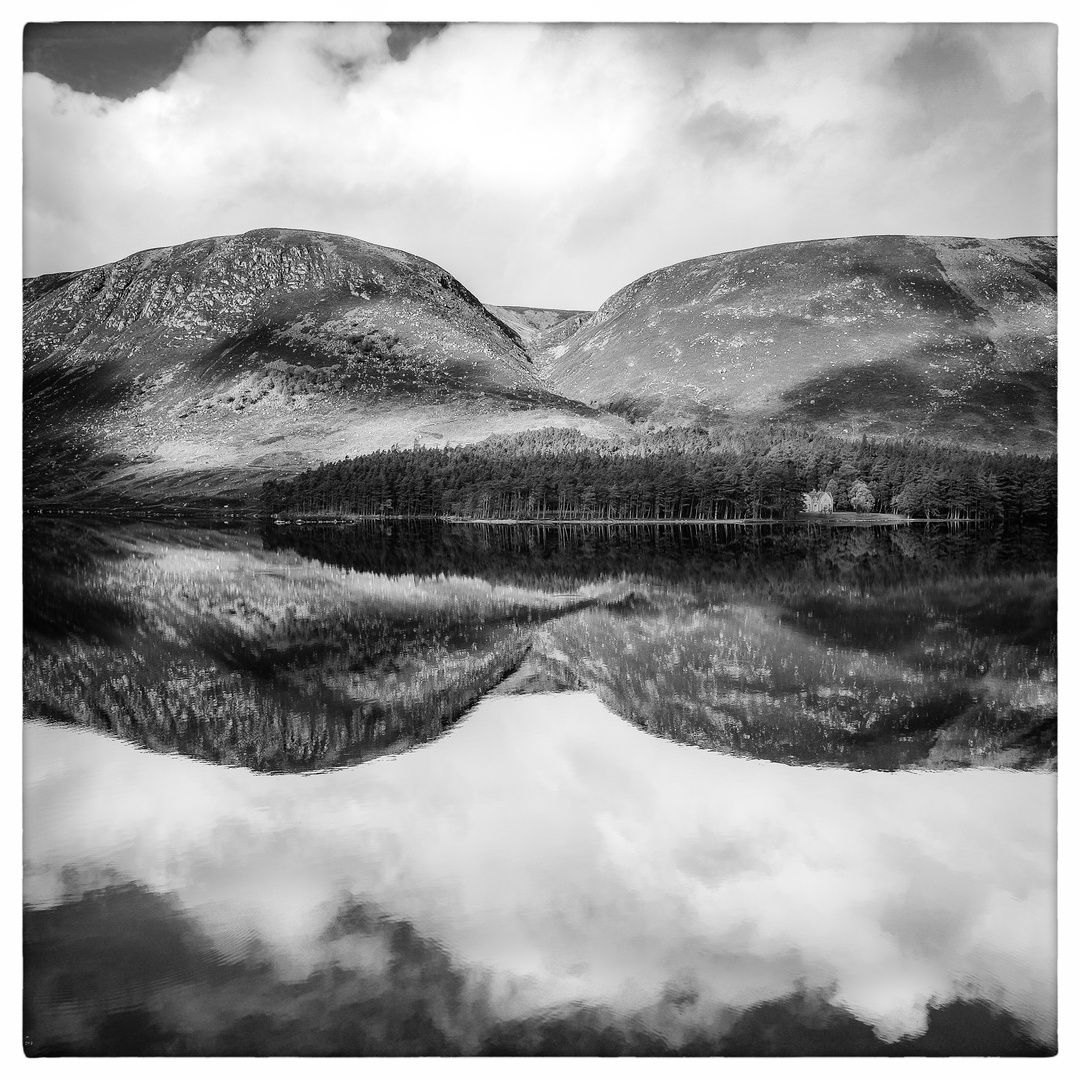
[23, 519, 1056, 1055]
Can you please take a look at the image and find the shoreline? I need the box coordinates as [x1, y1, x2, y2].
[271, 512, 923, 527]
[25, 506, 999, 528]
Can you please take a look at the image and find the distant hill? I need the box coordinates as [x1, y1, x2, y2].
[23, 228, 619, 507]
[547, 235, 1056, 452]
[483, 305, 592, 377]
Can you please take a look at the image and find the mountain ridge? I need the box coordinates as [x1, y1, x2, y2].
[23, 228, 1056, 509]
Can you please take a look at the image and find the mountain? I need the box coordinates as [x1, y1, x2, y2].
[23, 228, 620, 507]
[24, 229, 1057, 509]
[547, 235, 1056, 452]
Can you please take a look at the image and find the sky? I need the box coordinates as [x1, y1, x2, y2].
[22, 20, 1058, 311]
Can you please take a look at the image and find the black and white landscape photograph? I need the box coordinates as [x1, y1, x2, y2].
[21, 15, 1058, 1058]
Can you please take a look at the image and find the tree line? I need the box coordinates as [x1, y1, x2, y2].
[262, 424, 1056, 523]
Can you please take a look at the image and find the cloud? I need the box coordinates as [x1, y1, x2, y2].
[679, 103, 785, 164]
[25, 693, 1056, 1049]
[23, 23, 1056, 308]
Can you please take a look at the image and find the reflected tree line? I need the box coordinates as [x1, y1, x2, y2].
[265, 518, 1055, 593]
[262, 426, 1057, 523]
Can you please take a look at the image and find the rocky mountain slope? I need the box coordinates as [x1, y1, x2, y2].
[547, 235, 1056, 452]
[24, 228, 618, 507]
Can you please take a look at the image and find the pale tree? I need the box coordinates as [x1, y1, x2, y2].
[849, 480, 875, 513]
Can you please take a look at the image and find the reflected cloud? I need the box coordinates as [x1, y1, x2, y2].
[24, 692, 1056, 1051]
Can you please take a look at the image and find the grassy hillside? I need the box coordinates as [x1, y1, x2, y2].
[548, 235, 1056, 452]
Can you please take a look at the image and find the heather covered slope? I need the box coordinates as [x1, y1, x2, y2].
[547, 235, 1057, 452]
[24, 228, 617, 507]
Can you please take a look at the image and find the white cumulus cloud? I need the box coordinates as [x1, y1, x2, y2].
[23, 22, 1056, 308]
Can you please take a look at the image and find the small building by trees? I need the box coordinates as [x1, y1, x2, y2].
[802, 490, 834, 514]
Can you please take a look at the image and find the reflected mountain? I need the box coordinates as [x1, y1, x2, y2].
[530, 590, 1055, 771]
[272, 520, 1057, 770]
[24, 517, 626, 771]
[24, 517, 1056, 772]
[489, 651, 586, 697]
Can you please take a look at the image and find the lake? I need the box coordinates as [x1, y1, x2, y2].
[23, 517, 1057, 1055]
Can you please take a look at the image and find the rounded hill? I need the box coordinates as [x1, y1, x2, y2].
[23, 228, 615, 507]
[547, 235, 1056, 452]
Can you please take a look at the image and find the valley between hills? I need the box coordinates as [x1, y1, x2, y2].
[23, 227, 1056, 513]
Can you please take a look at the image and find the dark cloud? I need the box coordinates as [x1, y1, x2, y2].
[886, 24, 996, 97]
[386, 22, 448, 62]
[23, 22, 256, 101]
[882, 25, 1005, 151]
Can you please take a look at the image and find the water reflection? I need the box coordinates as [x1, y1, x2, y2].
[25, 696, 1055, 1055]
[22, 517, 1057, 1055]
[24, 518, 1057, 772]
[24, 518, 628, 771]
